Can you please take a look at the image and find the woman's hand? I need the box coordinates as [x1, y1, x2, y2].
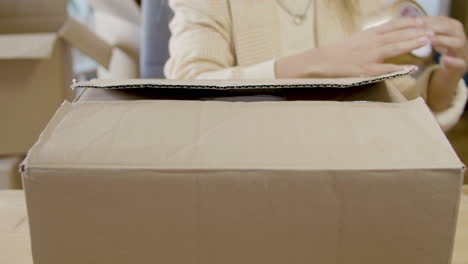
[275, 18, 431, 78]
[425, 16, 468, 111]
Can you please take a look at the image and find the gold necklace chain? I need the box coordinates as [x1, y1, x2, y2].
[275, 0, 314, 25]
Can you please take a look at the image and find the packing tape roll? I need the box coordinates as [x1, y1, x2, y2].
[361, 0, 433, 65]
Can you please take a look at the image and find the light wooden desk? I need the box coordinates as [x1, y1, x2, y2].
[1, 188, 468, 264]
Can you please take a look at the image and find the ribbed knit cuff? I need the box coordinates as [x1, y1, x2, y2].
[237, 59, 276, 79]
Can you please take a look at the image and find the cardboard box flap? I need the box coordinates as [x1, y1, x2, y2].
[0, 16, 66, 34]
[25, 98, 463, 171]
[0, 0, 66, 34]
[0, 33, 57, 59]
[59, 18, 112, 68]
[73, 67, 414, 90]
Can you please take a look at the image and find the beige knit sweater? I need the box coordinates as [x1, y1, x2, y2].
[165, 0, 467, 131]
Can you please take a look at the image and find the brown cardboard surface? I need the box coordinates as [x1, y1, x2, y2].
[23, 93, 464, 264]
[25, 99, 461, 170]
[73, 67, 414, 90]
[453, 187, 468, 264]
[0, 191, 32, 264]
[3, 187, 468, 264]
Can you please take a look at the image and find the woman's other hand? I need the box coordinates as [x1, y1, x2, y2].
[426, 16, 468, 75]
[276, 18, 431, 78]
[424, 16, 468, 111]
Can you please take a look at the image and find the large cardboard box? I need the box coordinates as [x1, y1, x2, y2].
[0, 0, 113, 155]
[23, 71, 465, 264]
[0, 191, 32, 264]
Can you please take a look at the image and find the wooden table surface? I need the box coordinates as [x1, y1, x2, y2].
[1, 187, 468, 264]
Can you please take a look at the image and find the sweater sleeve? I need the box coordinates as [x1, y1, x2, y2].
[164, 0, 276, 80]
[388, 65, 468, 132]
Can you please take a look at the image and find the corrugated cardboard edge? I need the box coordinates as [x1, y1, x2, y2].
[71, 67, 415, 90]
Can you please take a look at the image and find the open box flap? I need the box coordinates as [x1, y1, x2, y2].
[72, 67, 415, 90]
[0, 17, 114, 63]
[0, 33, 57, 59]
[59, 18, 112, 68]
[87, 0, 141, 26]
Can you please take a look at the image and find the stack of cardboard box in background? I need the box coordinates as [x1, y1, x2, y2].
[0, 0, 72, 188]
[0, 0, 119, 189]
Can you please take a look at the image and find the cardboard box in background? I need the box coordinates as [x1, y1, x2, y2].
[23, 73, 464, 264]
[0, 0, 71, 155]
[0, 0, 113, 155]
[0, 157, 22, 189]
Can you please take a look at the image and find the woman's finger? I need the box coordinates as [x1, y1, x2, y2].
[378, 36, 430, 59]
[423, 16, 464, 37]
[374, 18, 424, 34]
[378, 27, 429, 46]
[432, 35, 466, 50]
[431, 35, 468, 61]
[432, 45, 451, 56]
[440, 55, 467, 73]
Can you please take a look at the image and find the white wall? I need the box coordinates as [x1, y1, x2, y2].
[416, 0, 451, 16]
[416, 0, 440, 16]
